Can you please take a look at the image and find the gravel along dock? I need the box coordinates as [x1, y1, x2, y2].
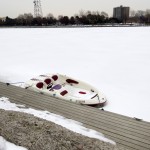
[0, 109, 127, 150]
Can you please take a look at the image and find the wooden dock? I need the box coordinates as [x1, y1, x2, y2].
[0, 81, 150, 150]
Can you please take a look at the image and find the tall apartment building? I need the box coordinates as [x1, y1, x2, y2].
[113, 5, 130, 23]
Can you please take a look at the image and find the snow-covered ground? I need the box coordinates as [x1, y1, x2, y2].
[0, 136, 27, 150]
[0, 27, 150, 123]
[0, 97, 115, 145]
[0, 27, 150, 150]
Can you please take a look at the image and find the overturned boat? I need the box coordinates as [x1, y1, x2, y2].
[25, 73, 106, 106]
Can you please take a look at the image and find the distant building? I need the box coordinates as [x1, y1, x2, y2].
[113, 5, 130, 23]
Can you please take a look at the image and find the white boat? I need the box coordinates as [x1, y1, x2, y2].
[25, 73, 107, 106]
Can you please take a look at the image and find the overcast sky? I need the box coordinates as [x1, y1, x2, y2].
[0, 0, 150, 18]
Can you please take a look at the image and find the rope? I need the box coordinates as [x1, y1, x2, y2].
[6, 82, 24, 86]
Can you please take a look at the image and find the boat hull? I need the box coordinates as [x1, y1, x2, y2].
[25, 73, 107, 106]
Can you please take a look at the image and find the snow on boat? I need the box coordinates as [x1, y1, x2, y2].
[25, 73, 107, 106]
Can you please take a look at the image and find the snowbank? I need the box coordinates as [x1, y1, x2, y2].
[0, 136, 27, 150]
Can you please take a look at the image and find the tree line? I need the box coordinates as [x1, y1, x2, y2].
[0, 10, 150, 26]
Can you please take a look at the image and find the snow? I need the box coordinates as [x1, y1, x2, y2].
[0, 97, 115, 145]
[0, 27, 150, 148]
[0, 136, 27, 150]
[0, 27, 150, 121]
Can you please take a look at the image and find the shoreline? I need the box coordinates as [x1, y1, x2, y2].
[0, 109, 126, 150]
[0, 24, 149, 29]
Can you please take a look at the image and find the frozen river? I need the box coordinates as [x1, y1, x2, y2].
[0, 27, 150, 122]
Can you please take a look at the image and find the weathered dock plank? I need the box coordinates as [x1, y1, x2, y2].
[1, 82, 150, 127]
[0, 82, 150, 150]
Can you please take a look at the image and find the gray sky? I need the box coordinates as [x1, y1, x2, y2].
[0, 0, 150, 18]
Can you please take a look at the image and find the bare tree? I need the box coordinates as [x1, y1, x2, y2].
[130, 10, 136, 17]
[46, 13, 56, 25]
[17, 14, 25, 25]
[24, 13, 33, 25]
[135, 10, 145, 17]
[85, 10, 91, 16]
[0, 18, 3, 25]
[17, 13, 33, 25]
[146, 9, 150, 15]
[101, 11, 108, 18]
[79, 10, 85, 17]
[146, 9, 150, 23]
[47, 13, 54, 19]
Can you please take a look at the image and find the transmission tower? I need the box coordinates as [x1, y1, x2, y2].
[33, 0, 43, 18]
